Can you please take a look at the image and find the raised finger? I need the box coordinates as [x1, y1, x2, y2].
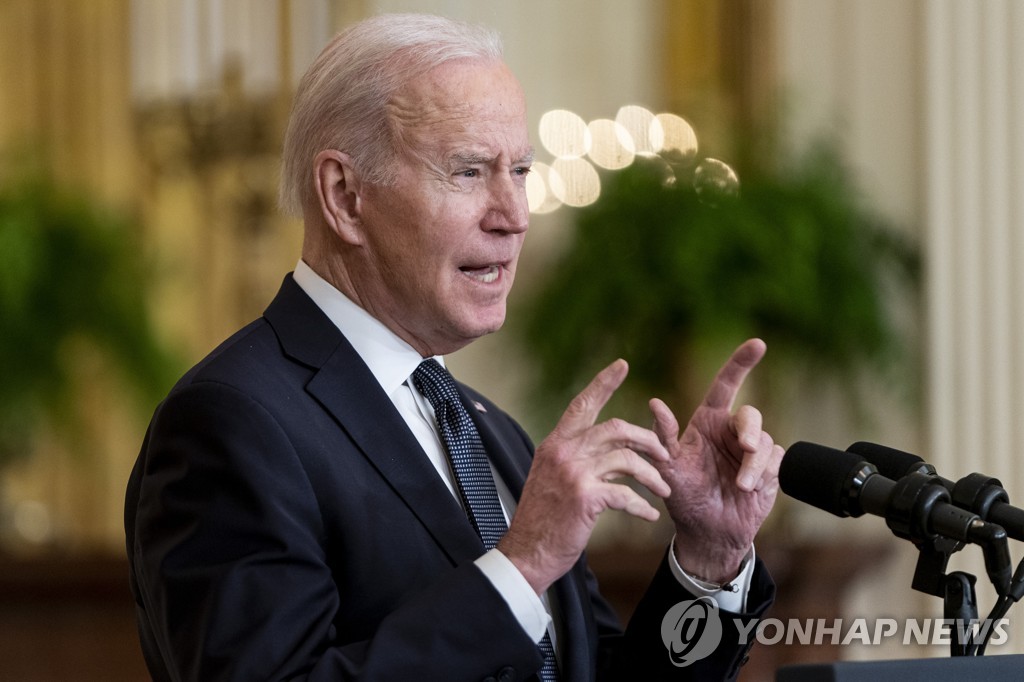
[729, 404, 764, 452]
[554, 359, 629, 437]
[702, 338, 767, 410]
[736, 430, 777, 492]
[755, 442, 785, 492]
[648, 398, 680, 450]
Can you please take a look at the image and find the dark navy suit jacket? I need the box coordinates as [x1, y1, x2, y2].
[125, 274, 774, 681]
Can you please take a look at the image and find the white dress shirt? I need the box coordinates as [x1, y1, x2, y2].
[292, 259, 753, 647]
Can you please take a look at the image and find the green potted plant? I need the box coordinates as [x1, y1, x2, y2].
[513, 141, 919, 435]
[0, 170, 179, 468]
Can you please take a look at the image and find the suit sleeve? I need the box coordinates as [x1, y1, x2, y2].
[128, 380, 543, 681]
[598, 551, 775, 681]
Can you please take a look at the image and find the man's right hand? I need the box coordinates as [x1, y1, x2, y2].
[496, 359, 671, 594]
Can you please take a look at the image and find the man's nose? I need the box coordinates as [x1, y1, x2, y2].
[482, 174, 529, 234]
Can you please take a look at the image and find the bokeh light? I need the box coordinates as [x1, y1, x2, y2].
[693, 158, 740, 205]
[533, 105, 737, 214]
[645, 155, 680, 188]
[615, 105, 661, 155]
[549, 157, 601, 207]
[654, 113, 698, 166]
[538, 109, 591, 159]
[586, 118, 636, 170]
[526, 161, 563, 214]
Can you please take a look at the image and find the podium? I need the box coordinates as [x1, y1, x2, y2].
[776, 654, 1024, 681]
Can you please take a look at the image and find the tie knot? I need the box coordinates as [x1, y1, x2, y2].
[412, 359, 460, 411]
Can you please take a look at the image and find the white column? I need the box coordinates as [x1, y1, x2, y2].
[925, 0, 1024, 508]
[924, 0, 1024, 654]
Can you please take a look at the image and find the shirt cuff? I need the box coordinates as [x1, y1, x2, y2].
[475, 548, 552, 642]
[667, 536, 755, 614]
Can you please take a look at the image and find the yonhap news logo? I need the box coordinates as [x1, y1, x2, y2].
[660, 597, 723, 667]
[660, 600, 1013, 665]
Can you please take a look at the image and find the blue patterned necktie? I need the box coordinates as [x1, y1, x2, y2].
[412, 359, 559, 681]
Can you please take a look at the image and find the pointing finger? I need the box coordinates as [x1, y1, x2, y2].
[702, 338, 767, 411]
[648, 398, 680, 450]
[554, 359, 628, 436]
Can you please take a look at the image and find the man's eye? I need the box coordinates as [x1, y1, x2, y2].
[513, 166, 532, 177]
[458, 169, 479, 178]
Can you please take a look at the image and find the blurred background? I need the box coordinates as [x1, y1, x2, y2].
[0, 0, 1021, 679]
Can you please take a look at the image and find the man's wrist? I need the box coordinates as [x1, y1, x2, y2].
[672, 539, 749, 585]
[685, 561, 747, 593]
[669, 537, 755, 613]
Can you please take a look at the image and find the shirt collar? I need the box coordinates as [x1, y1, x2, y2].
[292, 259, 441, 396]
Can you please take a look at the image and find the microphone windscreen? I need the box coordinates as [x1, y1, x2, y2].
[780, 441, 867, 517]
[847, 441, 924, 479]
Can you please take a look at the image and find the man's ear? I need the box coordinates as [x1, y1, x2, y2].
[313, 149, 365, 245]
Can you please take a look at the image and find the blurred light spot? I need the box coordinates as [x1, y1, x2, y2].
[645, 155, 680, 188]
[587, 118, 635, 170]
[693, 158, 740, 205]
[550, 158, 601, 207]
[12, 501, 52, 545]
[526, 162, 563, 214]
[539, 109, 591, 159]
[616, 105, 660, 155]
[654, 113, 699, 166]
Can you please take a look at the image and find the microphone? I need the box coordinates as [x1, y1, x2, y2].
[781, 441, 1011, 595]
[847, 441, 949, 483]
[847, 441, 1024, 543]
[783, 442, 973, 533]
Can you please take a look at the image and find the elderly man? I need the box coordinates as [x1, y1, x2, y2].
[126, 13, 782, 682]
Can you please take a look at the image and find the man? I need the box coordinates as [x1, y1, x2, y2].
[125, 13, 783, 681]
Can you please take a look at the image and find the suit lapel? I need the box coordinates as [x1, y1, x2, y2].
[460, 394, 529, 500]
[265, 276, 484, 566]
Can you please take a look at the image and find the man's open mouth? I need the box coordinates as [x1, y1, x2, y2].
[459, 264, 501, 283]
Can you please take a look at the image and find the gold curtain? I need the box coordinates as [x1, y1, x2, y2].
[0, 0, 135, 203]
[660, 0, 777, 169]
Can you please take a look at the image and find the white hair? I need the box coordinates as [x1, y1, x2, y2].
[278, 13, 504, 217]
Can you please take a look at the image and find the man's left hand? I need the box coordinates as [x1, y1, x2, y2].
[649, 338, 784, 584]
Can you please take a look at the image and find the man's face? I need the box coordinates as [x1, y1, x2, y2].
[354, 59, 532, 357]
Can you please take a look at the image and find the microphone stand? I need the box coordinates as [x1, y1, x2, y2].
[909, 536, 978, 656]
[888, 473, 1012, 656]
[948, 472, 1024, 655]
